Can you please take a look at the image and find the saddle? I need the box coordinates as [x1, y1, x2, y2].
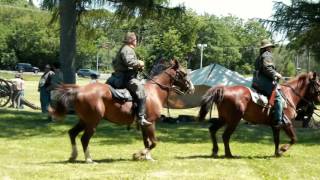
[108, 85, 133, 102]
[247, 87, 291, 124]
[247, 87, 287, 115]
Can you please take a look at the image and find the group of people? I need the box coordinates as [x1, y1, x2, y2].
[9, 31, 286, 128]
[108, 32, 287, 128]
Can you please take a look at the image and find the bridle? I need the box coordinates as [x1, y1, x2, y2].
[282, 77, 320, 117]
[143, 69, 190, 95]
[310, 79, 320, 96]
[142, 68, 191, 117]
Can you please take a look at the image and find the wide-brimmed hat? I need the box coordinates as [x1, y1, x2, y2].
[260, 39, 275, 49]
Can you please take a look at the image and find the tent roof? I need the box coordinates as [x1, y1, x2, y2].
[190, 64, 251, 87]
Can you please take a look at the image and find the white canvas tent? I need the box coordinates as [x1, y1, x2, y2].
[167, 64, 252, 108]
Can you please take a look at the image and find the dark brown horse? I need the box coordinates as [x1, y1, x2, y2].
[49, 60, 194, 163]
[198, 72, 320, 157]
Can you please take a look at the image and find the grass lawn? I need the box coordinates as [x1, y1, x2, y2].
[0, 108, 320, 180]
[1, 71, 320, 179]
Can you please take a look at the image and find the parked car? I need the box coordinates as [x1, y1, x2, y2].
[77, 69, 100, 78]
[15, 63, 39, 73]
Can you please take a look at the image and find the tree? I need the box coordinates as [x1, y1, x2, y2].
[42, 0, 184, 83]
[268, 1, 320, 61]
[0, 5, 60, 69]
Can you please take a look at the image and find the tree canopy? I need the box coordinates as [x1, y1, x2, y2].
[3, 1, 313, 79]
[269, 0, 320, 60]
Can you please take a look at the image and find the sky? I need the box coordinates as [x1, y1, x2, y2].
[33, 0, 291, 20]
[32, 0, 290, 41]
[169, 0, 291, 20]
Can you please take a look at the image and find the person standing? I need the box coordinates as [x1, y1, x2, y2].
[11, 73, 25, 109]
[108, 32, 151, 126]
[47, 62, 63, 107]
[252, 39, 285, 128]
[38, 64, 54, 113]
[90, 74, 98, 84]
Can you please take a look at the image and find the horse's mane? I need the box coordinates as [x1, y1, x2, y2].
[283, 72, 311, 91]
[149, 61, 172, 77]
[284, 73, 309, 85]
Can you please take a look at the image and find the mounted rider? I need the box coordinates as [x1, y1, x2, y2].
[252, 39, 286, 128]
[108, 32, 152, 126]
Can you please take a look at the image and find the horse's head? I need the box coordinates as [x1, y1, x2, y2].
[166, 59, 195, 95]
[307, 72, 320, 103]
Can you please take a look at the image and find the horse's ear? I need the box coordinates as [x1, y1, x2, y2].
[312, 72, 317, 80]
[171, 59, 179, 69]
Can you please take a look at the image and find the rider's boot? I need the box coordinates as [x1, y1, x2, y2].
[273, 90, 284, 129]
[137, 98, 152, 126]
[273, 118, 284, 129]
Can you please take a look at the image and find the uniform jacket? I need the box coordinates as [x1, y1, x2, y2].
[252, 51, 278, 96]
[108, 45, 142, 88]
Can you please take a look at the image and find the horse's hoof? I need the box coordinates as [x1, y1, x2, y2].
[225, 154, 234, 158]
[68, 157, 77, 162]
[211, 153, 219, 158]
[85, 159, 97, 164]
[275, 152, 283, 157]
[133, 149, 149, 161]
[146, 157, 156, 161]
[280, 144, 290, 152]
[133, 152, 145, 161]
[145, 152, 155, 161]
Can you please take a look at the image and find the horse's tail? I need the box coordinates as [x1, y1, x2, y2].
[198, 86, 224, 122]
[48, 84, 79, 121]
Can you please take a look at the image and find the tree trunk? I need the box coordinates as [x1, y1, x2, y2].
[59, 0, 77, 83]
[28, 0, 34, 6]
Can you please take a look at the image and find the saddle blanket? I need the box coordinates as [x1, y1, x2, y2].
[108, 85, 133, 101]
[247, 87, 287, 108]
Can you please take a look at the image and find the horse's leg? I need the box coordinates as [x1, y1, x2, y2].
[136, 124, 157, 161]
[280, 124, 297, 153]
[68, 121, 85, 162]
[222, 121, 239, 158]
[209, 118, 226, 158]
[81, 127, 96, 163]
[271, 127, 281, 157]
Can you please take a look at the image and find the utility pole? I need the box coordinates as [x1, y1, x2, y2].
[197, 43, 207, 69]
[307, 48, 310, 72]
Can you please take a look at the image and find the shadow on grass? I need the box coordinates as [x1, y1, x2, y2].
[175, 154, 280, 160]
[0, 108, 68, 138]
[1, 108, 319, 146]
[42, 158, 131, 164]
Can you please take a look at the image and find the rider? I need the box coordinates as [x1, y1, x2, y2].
[111, 32, 152, 126]
[252, 39, 285, 128]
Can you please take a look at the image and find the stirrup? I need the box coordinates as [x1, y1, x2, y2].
[273, 121, 285, 129]
[274, 124, 283, 129]
[139, 118, 152, 126]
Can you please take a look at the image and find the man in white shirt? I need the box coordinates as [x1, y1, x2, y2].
[11, 73, 25, 109]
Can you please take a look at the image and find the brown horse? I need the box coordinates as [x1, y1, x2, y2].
[198, 72, 320, 157]
[49, 60, 194, 163]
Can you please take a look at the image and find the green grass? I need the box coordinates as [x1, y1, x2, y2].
[0, 108, 320, 180]
[1, 71, 320, 179]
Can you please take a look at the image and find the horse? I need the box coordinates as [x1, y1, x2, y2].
[198, 72, 320, 157]
[49, 60, 194, 163]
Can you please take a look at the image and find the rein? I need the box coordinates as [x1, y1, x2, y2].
[142, 71, 186, 95]
[281, 82, 320, 118]
[142, 71, 185, 118]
